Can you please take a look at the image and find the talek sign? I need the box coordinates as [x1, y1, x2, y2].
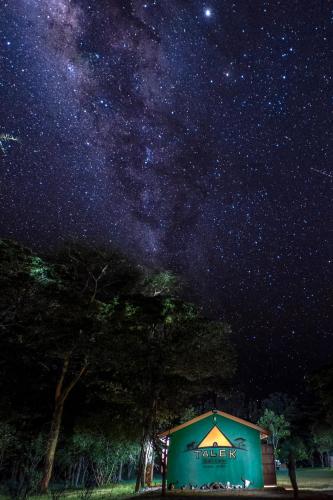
[191, 425, 246, 461]
[194, 448, 237, 459]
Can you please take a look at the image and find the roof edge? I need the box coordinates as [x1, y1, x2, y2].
[159, 410, 270, 438]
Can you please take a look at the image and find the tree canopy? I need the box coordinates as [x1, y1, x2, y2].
[0, 239, 236, 493]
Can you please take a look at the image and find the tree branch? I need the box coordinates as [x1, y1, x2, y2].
[55, 353, 70, 402]
[90, 264, 108, 302]
[60, 361, 88, 404]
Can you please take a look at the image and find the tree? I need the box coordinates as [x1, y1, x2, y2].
[312, 425, 333, 467]
[287, 451, 298, 499]
[0, 133, 19, 155]
[312, 362, 333, 423]
[258, 409, 290, 455]
[95, 297, 236, 492]
[142, 271, 181, 297]
[0, 423, 17, 474]
[0, 240, 143, 492]
[280, 437, 309, 500]
[0, 240, 237, 493]
[280, 436, 309, 463]
[261, 393, 298, 422]
[0, 239, 56, 429]
[38, 244, 145, 492]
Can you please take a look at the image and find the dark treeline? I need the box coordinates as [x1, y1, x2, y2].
[0, 239, 236, 497]
[0, 239, 332, 499]
[218, 388, 333, 468]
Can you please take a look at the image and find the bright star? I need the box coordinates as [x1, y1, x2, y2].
[204, 8, 212, 17]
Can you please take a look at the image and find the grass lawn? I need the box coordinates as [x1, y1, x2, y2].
[0, 480, 140, 500]
[277, 467, 333, 489]
[1, 470, 333, 499]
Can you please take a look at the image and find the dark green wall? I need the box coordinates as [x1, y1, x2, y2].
[167, 413, 264, 488]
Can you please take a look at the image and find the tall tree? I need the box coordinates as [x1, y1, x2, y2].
[0, 241, 237, 493]
[261, 393, 298, 422]
[92, 296, 236, 491]
[258, 409, 290, 456]
[0, 240, 143, 492]
[312, 362, 333, 423]
[38, 244, 143, 492]
[311, 425, 333, 467]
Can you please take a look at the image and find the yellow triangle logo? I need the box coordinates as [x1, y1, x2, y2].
[198, 426, 233, 448]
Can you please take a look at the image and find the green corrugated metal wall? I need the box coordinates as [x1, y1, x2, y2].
[167, 413, 264, 488]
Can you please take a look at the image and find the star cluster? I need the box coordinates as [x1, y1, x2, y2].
[0, 0, 332, 394]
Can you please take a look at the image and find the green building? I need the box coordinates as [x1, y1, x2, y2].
[160, 410, 274, 489]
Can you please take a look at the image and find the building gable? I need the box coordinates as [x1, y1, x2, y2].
[159, 410, 269, 438]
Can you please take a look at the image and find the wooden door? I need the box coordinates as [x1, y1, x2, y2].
[261, 443, 277, 486]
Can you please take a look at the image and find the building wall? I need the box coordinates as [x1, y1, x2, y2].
[167, 413, 264, 488]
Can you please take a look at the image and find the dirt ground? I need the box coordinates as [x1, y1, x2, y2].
[138, 488, 333, 500]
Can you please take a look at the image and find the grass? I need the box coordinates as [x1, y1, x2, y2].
[277, 467, 333, 489]
[0, 480, 138, 500]
[1, 470, 332, 499]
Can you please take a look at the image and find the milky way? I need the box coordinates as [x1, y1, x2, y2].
[0, 0, 332, 395]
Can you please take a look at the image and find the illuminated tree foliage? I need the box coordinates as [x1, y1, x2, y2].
[311, 425, 333, 467]
[258, 409, 290, 455]
[0, 239, 236, 493]
[0, 134, 19, 154]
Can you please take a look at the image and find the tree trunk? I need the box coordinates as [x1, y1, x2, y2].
[76, 457, 82, 487]
[161, 439, 168, 497]
[11, 461, 19, 481]
[40, 355, 87, 493]
[40, 400, 64, 493]
[82, 463, 88, 487]
[135, 434, 153, 491]
[70, 464, 75, 486]
[287, 452, 298, 499]
[118, 460, 123, 482]
[135, 400, 157, 493]
[135, 438, 147, 492]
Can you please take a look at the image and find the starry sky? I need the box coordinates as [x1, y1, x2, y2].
[0, 0, 332, 396]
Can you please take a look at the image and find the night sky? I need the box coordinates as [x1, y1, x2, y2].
[1, 0, 332, 396]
